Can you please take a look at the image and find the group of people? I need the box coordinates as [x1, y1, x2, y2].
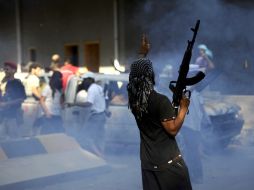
[0, 56, 73, 139]
[0, 53, 108, 156]
[24, 54, 80, 135]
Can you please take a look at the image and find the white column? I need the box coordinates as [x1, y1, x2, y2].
[113, 0, 119, 61]
[15, 0, 22, 73]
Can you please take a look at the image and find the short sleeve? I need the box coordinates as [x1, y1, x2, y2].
[158, 96, 175, 122]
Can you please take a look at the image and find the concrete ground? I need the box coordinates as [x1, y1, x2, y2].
[23, 154, 142, 190]
[11, 144, 254, 190]
[1, 95, 254, 190]
[31, 96, 254, 190]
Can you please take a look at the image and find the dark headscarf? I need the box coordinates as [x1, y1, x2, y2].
[127, 58, 155, 120]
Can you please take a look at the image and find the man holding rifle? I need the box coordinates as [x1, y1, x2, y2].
[127, 20, 203, 190]
[127, 58, 192, 190]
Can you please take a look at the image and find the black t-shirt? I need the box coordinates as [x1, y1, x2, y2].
[134, 90, 181, 170]
[2, 79, 26, 117]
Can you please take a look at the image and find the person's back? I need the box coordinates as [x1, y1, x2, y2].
[4, 79, 26, 115]
[127, 58, 192, 190]
[41, 84, 62, 116]
[77, 73, 106, 156]
[137, 90, 181, 167]
[87, 83, 106, 114]
[61, 59, 79, 91]
[38, 70, 64, 134]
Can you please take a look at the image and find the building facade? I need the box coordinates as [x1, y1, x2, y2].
[0, 0, 130, 73]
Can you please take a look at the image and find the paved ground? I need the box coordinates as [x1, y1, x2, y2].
[7, 143, 251, 190]
[25, 95, 254, 190]
[1, 95, 254, 190]
[23, 154, 142, 190]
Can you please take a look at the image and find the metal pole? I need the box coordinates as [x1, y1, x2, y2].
[15, 0, 22, 73]
[113, 0, 119, 61]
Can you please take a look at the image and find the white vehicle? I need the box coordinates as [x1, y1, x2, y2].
[8, 70, 243, 152]
[64, 73, 139, 153]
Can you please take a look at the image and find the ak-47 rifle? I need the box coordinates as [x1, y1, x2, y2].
[169, 20, 205, 114]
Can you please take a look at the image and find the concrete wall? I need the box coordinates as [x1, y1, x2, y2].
[0, 0, 17, 65]
[20, 0, 115, 68]
[0, 0, 118, 69]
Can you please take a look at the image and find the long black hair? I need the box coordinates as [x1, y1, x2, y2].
[49, 71, 63, 98]
[127, 58, 155, 120]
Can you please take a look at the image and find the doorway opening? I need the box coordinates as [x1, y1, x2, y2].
[84, 42, 100, 72]
[64, 45, 79, 66]
[29, 48, 37, 62]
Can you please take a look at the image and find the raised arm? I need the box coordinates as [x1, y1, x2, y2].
[161, 96, 190, 136]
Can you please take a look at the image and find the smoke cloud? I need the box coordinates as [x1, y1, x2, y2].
[125, 0, 254, 94]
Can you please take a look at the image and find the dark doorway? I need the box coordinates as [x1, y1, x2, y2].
[84, 42, 100, 72]
[64, 45, 79, 66]
[29, 48, 37, 62]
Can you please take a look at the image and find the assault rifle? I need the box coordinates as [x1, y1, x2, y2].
[169, 20, 205, 114]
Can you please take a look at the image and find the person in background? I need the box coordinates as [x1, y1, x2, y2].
[0, 62, 26, 139]
[177, 89, 207, 184]
[194, 44, 215, 73]
[78, 72, 106, 156]
[127, 58, 192, 190]
[105, 81, 128, 106]
[50, 58, 61, 72]
[25, 63, 42, 100]
[51, 54, 61, 65]
[60, 58, 79, 92]
[50, 54, 62, 73]
[193, 44, 218, 92]
[38, 70, 65, 134]
[23, 63, 43, 136]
